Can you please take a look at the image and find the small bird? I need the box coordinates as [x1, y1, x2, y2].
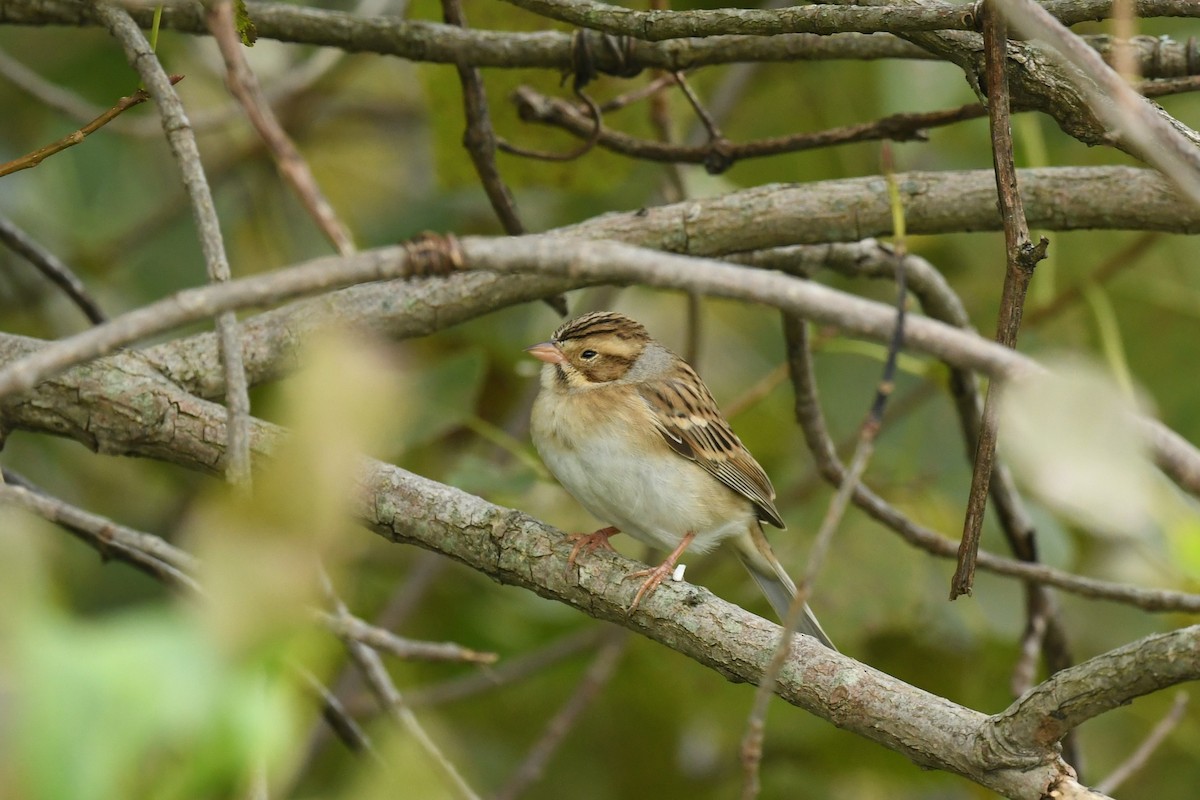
[527, 311, 834, 649]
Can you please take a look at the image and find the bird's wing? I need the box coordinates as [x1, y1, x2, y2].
[637, 365, 785, 529]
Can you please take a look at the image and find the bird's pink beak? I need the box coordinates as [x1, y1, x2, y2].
[525, 341, 566, 365]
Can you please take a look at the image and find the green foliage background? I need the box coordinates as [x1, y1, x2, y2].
[1, 2, 1199, 798]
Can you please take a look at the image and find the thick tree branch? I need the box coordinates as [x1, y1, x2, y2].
[803, 0, 1200, 164]
[5, 1, 1198, 75]
[0, 0, 933, 69]
[997, 0, 1200, 203]
[3, 229, 1199, 497]
[989, 627, 1200, 751]
[501, 0, 979, 38]
[139, 166, 1197, 400]
[3, 314, 1199, 617]
[0, 332, 1138, 798]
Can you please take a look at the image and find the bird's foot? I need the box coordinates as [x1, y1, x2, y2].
[624, 531, 696, 615]
[564, 526, 620, 576]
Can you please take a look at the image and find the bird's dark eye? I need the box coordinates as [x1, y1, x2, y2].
[580, 349, 598, 360]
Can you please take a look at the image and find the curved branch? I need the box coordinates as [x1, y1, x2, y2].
[137, 166, 1192, 399]
[988, 626, 1200, 753]
[3, 310, 1200, 614]
[0, 331, 1121, 798]
[510, 86, 980, 169]
[2, 228, 1199, 497]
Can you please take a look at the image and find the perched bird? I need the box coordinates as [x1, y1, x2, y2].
[527, 311, 834, 649]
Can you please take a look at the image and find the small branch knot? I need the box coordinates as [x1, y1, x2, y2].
[703, 139, 736, 174]
[572, 29, 642, 85]
[401, 232, 464, 277]
[1018, 236, 1050, 272]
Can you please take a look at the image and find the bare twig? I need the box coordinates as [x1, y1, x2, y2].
[735, 239, 1076, 705]
[293, 664, 382, 760]
[493, 627, 629, 800]
[499, 88, 603, 163]
[441, 0, 524, 235]
[440, 0, 566, 315]
[1094, 691, 1190, 794]
[0, 479, 200, 592]
[996, 0, 1200, 205]
[0, 213, 106, 324]
[319, 570, 481, 800]
[0, 75, 178, 177]
[511, 86, 981, 172]
[206, 0, 355, 256]
[318, 610, 498, 664]
[953, 1, 1048, 600]
[599, 74, 675, 112]
[90, 0, 253, 488]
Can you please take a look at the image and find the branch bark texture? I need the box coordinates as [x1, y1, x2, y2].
[0, 330, 1159, 799]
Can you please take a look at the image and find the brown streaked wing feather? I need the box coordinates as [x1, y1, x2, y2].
[637, 367, 785, 529]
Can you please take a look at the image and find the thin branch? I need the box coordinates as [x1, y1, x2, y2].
[0, 479, 200, 592]
[407, 628, 605, 708]
[735, 239, 1075, 703]
[510, 86, 981, 171]
[952, 0, 1048, 599]
[91, 0, 253, 488]
[320, 570, 481, 800]
[318, 611, 498, 665]
[441, 0, 525, 236]
[293, 664, 382, 760]
[440, 0, 566, 314]
[0, 247, 417, 400]
[744, 154, 911, 797]
[493, 627, 628, 800]
[0, 213, 107, 324]
[205, 0, 356, 256]
[1094, 691, 1190, 795]
[0, 75, 177, 177]
[1142, 74, 1200, 97]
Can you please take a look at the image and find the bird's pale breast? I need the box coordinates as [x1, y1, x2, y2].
[531, 379, 755, 553]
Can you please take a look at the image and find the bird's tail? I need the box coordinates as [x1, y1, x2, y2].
[733, 525, 836, 651]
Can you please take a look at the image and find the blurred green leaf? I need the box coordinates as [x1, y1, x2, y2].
[1, 519, 302, 800]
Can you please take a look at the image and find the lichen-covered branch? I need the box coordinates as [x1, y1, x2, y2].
[0, 329, 1142, 798]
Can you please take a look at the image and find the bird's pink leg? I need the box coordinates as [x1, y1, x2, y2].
[625, 531, 696, 614]
[565, 526, 620, 573]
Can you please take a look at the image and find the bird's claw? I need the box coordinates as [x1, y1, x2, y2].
[564, 526, 620, 578]
[624, 561, 676, 615]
